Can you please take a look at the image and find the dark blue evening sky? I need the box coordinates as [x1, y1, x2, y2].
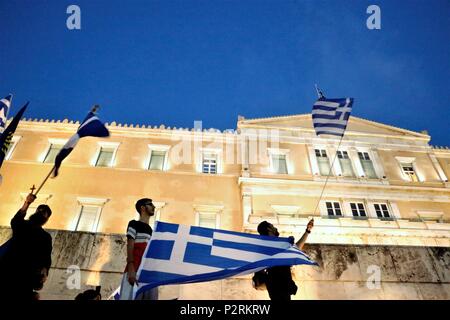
[1, 0, 449, 146]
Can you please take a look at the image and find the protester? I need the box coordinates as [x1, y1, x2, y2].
[119, 198, 158, 300]
[253, 219, 314, 300]
[0, 193, 53, 300]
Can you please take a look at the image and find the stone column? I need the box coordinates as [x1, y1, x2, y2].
[242, 193, 253, 227]
[307, 145, 320, 176]
[241, 134, 250, 177]
[428, 152, 448, 183]
[327, 146, 342, 176]
[370, 148, 387, 180]
[348, 147, 365, 178]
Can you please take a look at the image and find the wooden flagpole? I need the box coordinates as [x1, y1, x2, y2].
[33, 166, 55, 196]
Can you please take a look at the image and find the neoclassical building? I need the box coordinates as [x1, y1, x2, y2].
[0, 113, 449, 299]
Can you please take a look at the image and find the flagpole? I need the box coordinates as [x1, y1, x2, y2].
[33, 165, 55, 196]
[311, 134, 346, 217]
[314, 84, 321, 98]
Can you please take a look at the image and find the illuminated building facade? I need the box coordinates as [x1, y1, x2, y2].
[0, 114, 449, 299]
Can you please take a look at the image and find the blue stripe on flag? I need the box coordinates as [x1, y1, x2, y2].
[212, 239, 286, 256]
[312, 114, 340, 120]
[313, 123, 347, 129]
[139, 270, 184, 283]
[155, 222, 179, 233]
[312, 105, 337, 111]
[315, 130, 344, 136]
[214, 228, 290, 243]
[189, 226, 214, 238]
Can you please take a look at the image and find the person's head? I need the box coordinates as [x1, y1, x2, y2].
[135, 198, 155, 217]
[75, 286, 102, 300]
[257, 221, 279, 237]
[29, 204, 52, 226]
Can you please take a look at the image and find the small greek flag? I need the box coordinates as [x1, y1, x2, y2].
[0, 102, 28, 169]
[134, 221, 317, 298]
[108, 286, 121, 300]
[0, 94, 12, 134]
[312, 96, 353, 137]
[53, 109, 109, 177]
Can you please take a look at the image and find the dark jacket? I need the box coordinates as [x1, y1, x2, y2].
[1, 210, 52, 276]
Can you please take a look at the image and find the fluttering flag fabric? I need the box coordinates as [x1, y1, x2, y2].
[108, 286, 121, 300]
[0, 94, 13, 134]
[134, 221, 317, 298]
[53, 110, 109, 177]
[312, 95, 353, 137]
[0, 102, 28, 169]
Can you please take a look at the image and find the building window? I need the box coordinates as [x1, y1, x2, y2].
[350, 202, 367, 217]
[337, 151, 355, 177]
[75, 205, 102, 232]
[271, 205, 300, 217]
[374, 203, 390, 218]
[43, 144, 63, 163]
[194, 204, 223, 229]
[395, 156, 421, 182]
[202, 152, 217, 174]
[268, 148, 290, 175]
[358, 152, 377, 178]
[315, 149, 331, 176]
[4, 136, 21, 160]
[147, 144, 170, 171]
[416, 211, 444, 223]
[148, 150, 166, 170]
[198, 212, 218, 228]
[325, 201, 342, 216]
[73, 197, 109, 232]
[400, 162, 418, 182]
[271, 154, 288, 174]
[95, 147, 115, 167]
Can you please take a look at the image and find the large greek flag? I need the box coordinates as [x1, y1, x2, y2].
[312, 97, 353, 137]
[134, 221, 317, 298]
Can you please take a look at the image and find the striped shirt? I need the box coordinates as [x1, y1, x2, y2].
[125, 220, 152, 272]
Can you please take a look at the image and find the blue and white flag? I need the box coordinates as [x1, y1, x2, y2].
[134, 221, 317, 298]
[0, 102, 28, 169]
[0, 94, 13, 134]
[53, 110, 109, 177]
[108, 286, 121, 300]
[312, 96, 353, 137]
